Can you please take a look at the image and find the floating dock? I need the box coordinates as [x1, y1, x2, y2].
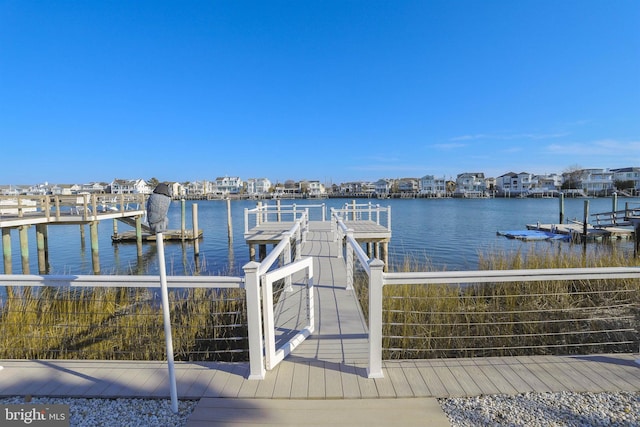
[111, 229, 202, 242]
[525, 223, 634, 241]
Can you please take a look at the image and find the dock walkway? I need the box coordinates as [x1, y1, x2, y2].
[1, 221, 639, 425]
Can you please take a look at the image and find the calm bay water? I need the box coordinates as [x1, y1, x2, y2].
[2, 196, 639, 276]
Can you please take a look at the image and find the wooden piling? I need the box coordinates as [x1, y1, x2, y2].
[583, 200, 589, 244]
[227, 198, 233, 244]
[80, 223, 86, 247]
[2, 228, 12, 274]
[192, 203, 199, 257]
[90, 221, 100, 274]
[135, 216, 143, 257]
[559, 193, 565, 224]
[36, 224, 48, 274]
[181, 199, 186, 239]
[19, 225, 29, 274]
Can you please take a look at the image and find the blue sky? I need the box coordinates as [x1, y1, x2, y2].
[1, 1, 639, 185]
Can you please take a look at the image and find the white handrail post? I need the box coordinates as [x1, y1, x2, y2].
[156, 233, 178, 413]
[244, 208, 249, 235]
[283, 232, 293, 291]
[368, 259, 385, 379]
[243, 261, 266, 379]
[387, 205, 391, 231]
[322, 203, 326, 222]
[346, 229, 354, 290]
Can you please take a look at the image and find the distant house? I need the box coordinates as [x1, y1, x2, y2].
[375, 179, 393, 196]
[80, 182, 108, 193]
[215, 176, 243, 195]
[531, 174, 562, 195]
[184, 180, 214, 198]
[246, 178, 272, 195]
[397, 178, 419, 193]
[573, 168, 614, 196]
[304, 180, 327, 198]
[496, 172, 534, 195]
[455, 173, 486, 196]
[50, 184, 81, 195]
[339, 181, 374, 195]
[110, 179, 151, 194]
[612, 167, 640, 195]
[419, 175, 447, 196]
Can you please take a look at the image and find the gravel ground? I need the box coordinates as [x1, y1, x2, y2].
[2, 391, 639, 426]
[439, 391, 640, 427]
[0, 396, 197, 427]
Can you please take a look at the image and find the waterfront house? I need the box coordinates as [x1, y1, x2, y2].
[573, 168, 615, 196]
[374, 179, 393, 197]
[612, 167, 640, 196]
[215, 176, 243, 195]
[455, 172, 487, 197]
[302, 180, 327, 198]
[419, 175, 447, 197]
[80, 182, 109, 193]
[530, 173, 562, 196]
[50, 184, 81, 195]
[496, 172, 535, 196]
[397, 178, 419, 194]
[246, 178, 272, 196]
[110, 178, 151, 195]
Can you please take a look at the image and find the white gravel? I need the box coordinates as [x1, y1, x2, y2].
[439, 391, 640, 427]
[0, 396, 197, 427]
[2, 391, 639, 426]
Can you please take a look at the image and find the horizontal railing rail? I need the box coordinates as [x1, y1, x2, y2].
[0, 194, 146, 221]
[334, 201, 391, 230]
[333, 209, 640, 379]
[367, 265, 640, 378]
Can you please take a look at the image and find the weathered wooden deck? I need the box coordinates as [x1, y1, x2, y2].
[1, 220, 639, 426]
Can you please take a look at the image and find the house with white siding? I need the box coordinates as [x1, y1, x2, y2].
[110, 179, 151, 194]
[575, 169, 614, 196]
[419, 175, 447, 196]
[455, 173, 487, 196]
[496, 172, 534, 196]
[246, 178, 272, 195]
[215, 176, 243, 195]
[374, 179, 393, 196]
[612, 167, 640, 195]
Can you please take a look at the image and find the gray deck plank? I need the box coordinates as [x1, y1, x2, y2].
[307, 361, 327, 398]
[339, 363, 362, 398]
[289, 362, 309, 398]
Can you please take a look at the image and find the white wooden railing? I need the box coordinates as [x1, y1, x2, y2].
[0, 212, 314, 381]
[333, 211, 640, 379]
[333, 201, 391, 230]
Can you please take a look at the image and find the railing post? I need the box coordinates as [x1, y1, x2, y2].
[283, 232, 293, 291]
[243, 261, 265, 380]
[346, 229, 354, 290]
[387, 205, 391, 231]
[368, 259, 385, 378]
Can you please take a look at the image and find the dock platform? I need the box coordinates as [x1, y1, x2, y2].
[526, 223, 634, 240]
[1, 215, 639, 425]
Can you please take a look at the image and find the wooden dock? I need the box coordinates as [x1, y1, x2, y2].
[1, 219, 640, 425]
[2, 210, 640, 425]
[526, 223, 634, 240]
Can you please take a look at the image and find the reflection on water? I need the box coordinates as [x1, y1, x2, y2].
[2, 196, 639, 276]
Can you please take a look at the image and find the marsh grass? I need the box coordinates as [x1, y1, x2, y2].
[0, 286, 248, 361]
[357, 247, 640, 359]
